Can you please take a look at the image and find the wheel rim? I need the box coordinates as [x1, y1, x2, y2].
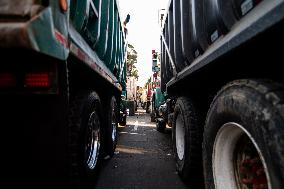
[175, 113, 185, 160]
[111, 107, 117, 143]
[86, 111, 100, 170]
[212, 122, 271, 189]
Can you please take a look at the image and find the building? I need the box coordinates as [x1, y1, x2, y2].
[126, 76, 137, 101]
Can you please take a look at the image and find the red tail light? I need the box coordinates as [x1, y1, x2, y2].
[24, 73, 50, 88]
[0, 73, 16, 87]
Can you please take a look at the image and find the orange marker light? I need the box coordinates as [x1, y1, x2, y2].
[59, 0, 68, 12]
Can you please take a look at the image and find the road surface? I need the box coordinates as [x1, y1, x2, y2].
[95, 108, 188, 189]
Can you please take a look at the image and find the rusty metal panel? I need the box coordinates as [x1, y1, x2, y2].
[0, 0, 43, 20]
[0, 22, 31, 48]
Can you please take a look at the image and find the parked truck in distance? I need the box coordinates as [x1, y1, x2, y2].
[148, 49, 168, 131]
[0, 0, 128, 188]
[160, 0, 284, 188]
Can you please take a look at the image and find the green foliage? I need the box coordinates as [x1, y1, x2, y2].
[127, 44, 139, 79]
[144, 77, 151, 89]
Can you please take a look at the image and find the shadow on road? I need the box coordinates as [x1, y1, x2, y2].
[95, 109, 188, 189]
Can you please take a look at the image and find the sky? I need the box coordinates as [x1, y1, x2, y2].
[118, 0, 169, 87]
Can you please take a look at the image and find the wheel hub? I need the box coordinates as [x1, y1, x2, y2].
[86, 111, 100, 170]
[111, 109, 117, 143]
[175, 114, 185, 160]
[235, 136, 268, 189]
[212, 122, 270, 189]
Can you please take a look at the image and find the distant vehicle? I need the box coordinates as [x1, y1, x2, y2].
[0, 0, 129, 188]
[149, 50, 168, 131]
[120, 92, 127, 126]
[159, 0, 284, 188]
[146, 82, 152, 113]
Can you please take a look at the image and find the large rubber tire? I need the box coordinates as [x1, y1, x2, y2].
[156, 118, 166, 133]
[120, 114, 127, 126]
[203, 80, 284, 189]
[150, 112, 156, 122]
[105, 97, 118, 157]
[128, 100, 135, 116]
[172, 97, 204, 187]
[68, 91, 103, 189]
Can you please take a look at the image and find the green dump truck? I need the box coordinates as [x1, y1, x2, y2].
[0, 0, 128, 188]
[160, 0, 284, 188]
[149, 50, 168, 132]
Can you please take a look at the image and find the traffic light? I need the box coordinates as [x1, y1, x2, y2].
[152, 50, 158, 59]
[152, 50, 158, 72]
[153, 72, 157, 78]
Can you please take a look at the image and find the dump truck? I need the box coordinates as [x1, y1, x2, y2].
[0, 0, 128, 188]
[149, 50, 167, 130]
[160, 0, 284, 188]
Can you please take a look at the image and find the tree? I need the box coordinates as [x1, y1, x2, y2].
[144, 77, 152, 89]
[127, 44, 139, 79]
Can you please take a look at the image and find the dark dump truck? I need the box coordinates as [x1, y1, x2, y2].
[160, 0, 284, 188]
[0, 0, 128, 188]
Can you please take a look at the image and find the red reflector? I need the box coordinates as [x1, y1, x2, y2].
[25, 73, 50, 88]
[0, 73, 16, 87]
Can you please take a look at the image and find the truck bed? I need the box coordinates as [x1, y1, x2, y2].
[69, 23, 122, 91]
[163, 0, 284, 91]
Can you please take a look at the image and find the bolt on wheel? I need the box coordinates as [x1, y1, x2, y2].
[213, 123, 271, 189]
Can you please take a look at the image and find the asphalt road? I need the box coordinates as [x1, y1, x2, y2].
[95, 108, 188, 189]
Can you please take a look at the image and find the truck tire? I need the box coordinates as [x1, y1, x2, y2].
[120, 114, 127, 126]
[68, 91, 103, 189]
[105, 97, 118, 157]
[172, 97, 203, 186]
[128, 100, 135, 116]
[156, 118, 166, 133]
[203, 80, 284, 189]
[150, 112, 156, 122]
